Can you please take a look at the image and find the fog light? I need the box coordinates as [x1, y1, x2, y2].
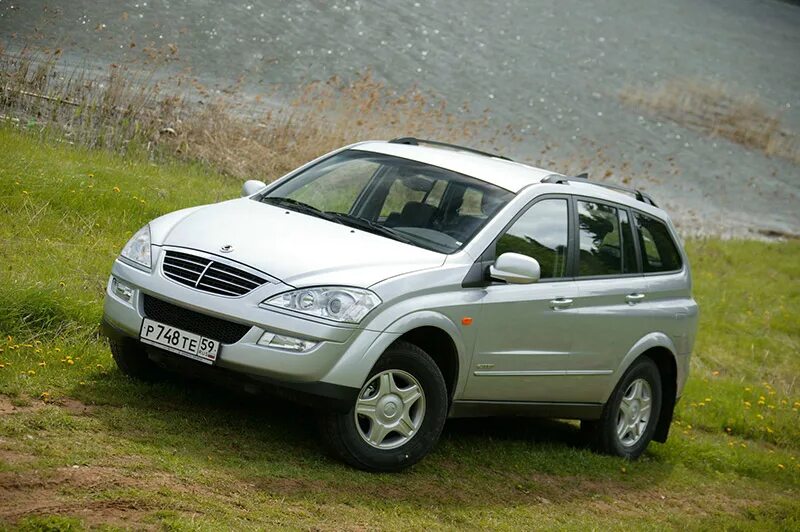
[258, 331, 317, 352]
[111, 277, 134, 302]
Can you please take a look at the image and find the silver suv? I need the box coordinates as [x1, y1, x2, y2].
[101, 137, 698, 471]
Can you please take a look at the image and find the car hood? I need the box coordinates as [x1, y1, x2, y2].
[154, 198, 446, 287]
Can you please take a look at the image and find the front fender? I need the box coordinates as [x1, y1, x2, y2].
[319, 310, 468, 392]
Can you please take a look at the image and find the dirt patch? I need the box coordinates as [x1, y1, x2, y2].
[0, 465, 179, 529]
[0, 394, 98, 417]
[56, 397, 98, 416]
[0, 395, 44, 415]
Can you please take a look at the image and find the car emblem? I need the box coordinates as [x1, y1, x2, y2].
[220, 244, 234, 253]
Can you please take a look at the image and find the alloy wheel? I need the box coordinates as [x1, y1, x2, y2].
[354, 369, 426, 449]
[616, 378, 653, 447]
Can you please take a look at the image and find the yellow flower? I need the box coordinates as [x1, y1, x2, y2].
[744, 401, 752, 407]
[38, 361, 46, 367]
[766, 427, 774, 434]
[22, 190, 29, 195]
[113, 186, 121, 193]
[0, 364, 5, 369]
[777, 464, 784, 470]
[55, 347, 61, 352]
[67, 359, 74, 365]
[704, 397, 712, 402]
[744, 387, 751, 392]
[88, 173, 95, 178]
[757, 414, 764, 420]
[27, 370, 35, 375]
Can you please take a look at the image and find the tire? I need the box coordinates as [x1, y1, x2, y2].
[587, 357, 662, 459]
[320, 341, 448, 472]
[109, 337, 163, 381]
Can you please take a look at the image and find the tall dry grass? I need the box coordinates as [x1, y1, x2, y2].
[621, 79, 799, 165]
[0, 47, 496, 182]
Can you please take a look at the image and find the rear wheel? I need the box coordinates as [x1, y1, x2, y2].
[109, 337, 163, 381]
[320, 341, 448, 472]
[585, 357, 662, 459]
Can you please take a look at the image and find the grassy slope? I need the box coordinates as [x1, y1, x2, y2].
[0, 128, 798, 530]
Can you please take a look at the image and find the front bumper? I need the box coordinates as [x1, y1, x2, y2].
[101, 253, 379, 408]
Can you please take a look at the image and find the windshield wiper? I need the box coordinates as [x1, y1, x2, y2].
[261, 196, 338, 223]
[325, 212, 415, 245]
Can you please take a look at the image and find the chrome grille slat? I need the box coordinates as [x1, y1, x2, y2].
[205, 265, 262, 285]
[162, 250, 267, 296]
[163, 271, 201, 285]
[163, 263, 205, 277]
[196, 282, 242, 296]
[166, 258, 209, 272]
[201, 272, 258, 289]
[166, 253, 211, 267]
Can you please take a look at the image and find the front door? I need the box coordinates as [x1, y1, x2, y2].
[464, 197, 580, 402]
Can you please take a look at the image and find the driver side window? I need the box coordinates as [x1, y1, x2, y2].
[496, 199, 569, 279]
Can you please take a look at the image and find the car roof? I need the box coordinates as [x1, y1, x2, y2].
[353, 141, 556, 193]
[352, 140, 667, 219]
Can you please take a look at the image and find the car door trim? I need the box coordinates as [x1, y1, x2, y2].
[472, 369, 613, 376]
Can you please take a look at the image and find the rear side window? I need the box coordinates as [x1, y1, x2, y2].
[635, 213, 683, 273]
[496, 198, 569, 279]
[576, 201, 639, 276]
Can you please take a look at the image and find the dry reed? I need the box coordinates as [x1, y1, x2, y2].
[621, 79, 799, 165]
[1, 46, 495, 182]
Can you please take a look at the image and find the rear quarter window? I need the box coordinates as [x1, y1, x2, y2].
[634, 213, 683, 273]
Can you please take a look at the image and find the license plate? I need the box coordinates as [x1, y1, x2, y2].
[139, 318, 220, 364]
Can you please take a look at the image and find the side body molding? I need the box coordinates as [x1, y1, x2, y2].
[320, 310, 468, 393]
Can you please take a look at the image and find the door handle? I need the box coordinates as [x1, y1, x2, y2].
[626, 293, 646, 304]
[549, 298, 573, 310]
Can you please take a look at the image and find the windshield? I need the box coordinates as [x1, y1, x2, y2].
[259, 150, 514, 253]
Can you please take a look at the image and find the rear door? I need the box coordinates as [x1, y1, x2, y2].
[567, 198, 651, 403]
[463, 196, 581, 401]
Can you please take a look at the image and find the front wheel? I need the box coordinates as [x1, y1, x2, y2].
[320, 341, 448, 472]
[585, 357, 662, 459]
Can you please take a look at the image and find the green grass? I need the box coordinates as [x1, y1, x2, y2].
[1, 127, 799, 530]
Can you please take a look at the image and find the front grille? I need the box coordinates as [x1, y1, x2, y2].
[142, 295, 252, 344]
[162, 250, 267, 296]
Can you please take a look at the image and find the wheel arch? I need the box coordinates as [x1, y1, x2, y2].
[611, 333, 679, 443]
[324, 310, 467, 400]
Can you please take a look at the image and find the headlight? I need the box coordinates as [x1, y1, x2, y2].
[120, 224, 151, 269]
[263, 287, 381, 324]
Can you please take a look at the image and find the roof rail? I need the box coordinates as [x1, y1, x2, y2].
[541, 174, 658, 207]
[388, 137, 513, 161]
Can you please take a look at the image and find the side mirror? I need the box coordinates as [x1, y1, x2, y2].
[241, 179, 267, 197]
[489, 253, 541, 284]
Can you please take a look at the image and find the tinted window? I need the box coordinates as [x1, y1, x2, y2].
[497, 199, 568, 279]
[635, 213, 683, 272]
[577, 201, 638, 276]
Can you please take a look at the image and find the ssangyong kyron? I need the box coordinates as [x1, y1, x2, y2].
[101, 137, 698, 471]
